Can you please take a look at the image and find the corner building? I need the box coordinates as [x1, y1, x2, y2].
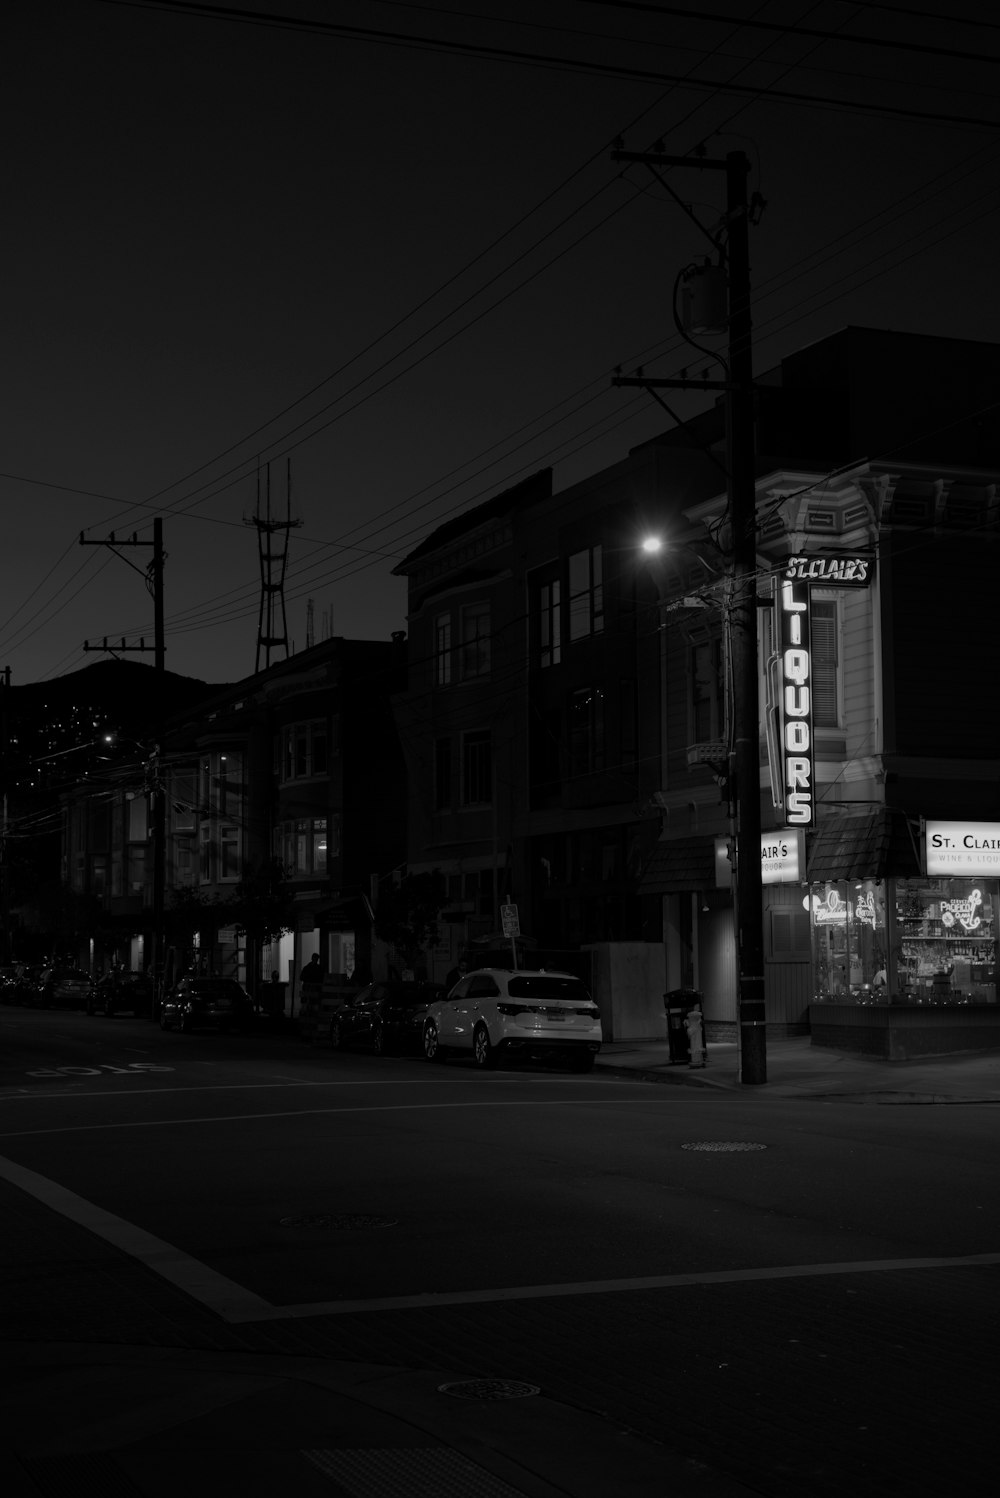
[397, 327, 1000, 1056]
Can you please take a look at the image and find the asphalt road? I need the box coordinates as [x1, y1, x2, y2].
[2, 1006, 998, 1496]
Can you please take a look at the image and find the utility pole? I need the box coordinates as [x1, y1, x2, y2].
[80, 519, 166, 1015]
[0, 666, 10, 965]
[611, 146, 767, 1084]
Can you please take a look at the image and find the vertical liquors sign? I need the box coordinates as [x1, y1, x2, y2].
[778, 571, 814, 826]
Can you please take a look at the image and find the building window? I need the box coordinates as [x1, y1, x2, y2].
[435, 614, 452, 686]
[278, 722, 329, 783]
[539, 580, 562, 667]
[434, 737, 452, 810]
[128, 796, 148, 842]
[691, 636, 724, 743]
[462, 729, 492, 805]
[170, 766, 197, 832]
[569, 687, 605, 779]
[568, 546, 604, 641]
[811, 598, 840, 728]
[220, 824, 241, 881]
[128, 846, 147, 895]
[276, 817, 331, 877]
[460, 602, 491, 680]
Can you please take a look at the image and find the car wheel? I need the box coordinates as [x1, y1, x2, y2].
[423, 1019, 445, 1062]
[570, 1052, 596, 1074]
[472, 1023, 498, 1070]
[158, 1011, 171, 1031]
[329, 1018, 343, 1050]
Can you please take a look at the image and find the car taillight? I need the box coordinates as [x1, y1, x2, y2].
[576, 1007, 601, 1017]
[497, 1002, 533, 1015]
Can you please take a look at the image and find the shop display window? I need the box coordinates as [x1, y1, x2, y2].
[809, 880, 888, 1004]
[893, 879, 997, 1006]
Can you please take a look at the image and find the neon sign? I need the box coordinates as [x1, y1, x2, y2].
[940, 889, 983, 932]
[779, 575, 814, 826]
[856, 891, 877, 929]
[804, 889, 849, 924]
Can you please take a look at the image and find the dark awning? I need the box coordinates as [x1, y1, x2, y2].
[315, 892, 374, 930]
[806, 807, 921, 882]
[638, 836, 718, 894]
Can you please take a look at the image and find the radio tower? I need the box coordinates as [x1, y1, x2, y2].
[246, 459, 301, 673]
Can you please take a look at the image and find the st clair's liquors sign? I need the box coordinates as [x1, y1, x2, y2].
[760, 828, 805, 883]
[778, 572, 815, 825]
[782, 555, 873, 586]
[772, 554, 875, 828]
[925, 820, 1000, 877]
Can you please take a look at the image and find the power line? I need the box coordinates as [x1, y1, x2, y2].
[579, 1, 1000, 67]
[94, 0, 1000, 130]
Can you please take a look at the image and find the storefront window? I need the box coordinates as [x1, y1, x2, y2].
[894, 879, 997, 1005]
[809, 877, 999, 1005]
[809, 880, 888, 1003]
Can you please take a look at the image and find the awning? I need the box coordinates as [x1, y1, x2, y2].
[638, 836, 718, 894]
[806, 807, 921, 882]
[314, 892, 374, 930]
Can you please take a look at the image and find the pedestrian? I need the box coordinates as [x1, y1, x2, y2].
[445, 958, 468, 992]
[300, 953, 322, 986]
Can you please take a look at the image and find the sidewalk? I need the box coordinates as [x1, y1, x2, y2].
[595, 1033, 1000, 1103]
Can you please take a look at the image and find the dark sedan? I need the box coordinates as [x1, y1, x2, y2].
[34, 966, 95, 1010]
[159, 977, 253, 1034]
[87, 971, 153, 1017]
[329, 981, 445, 1055]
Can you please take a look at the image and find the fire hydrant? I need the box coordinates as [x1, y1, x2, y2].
[685, 1005, 706, 1068]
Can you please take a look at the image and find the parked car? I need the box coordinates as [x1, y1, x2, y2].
[87, 971, 153, 1017]
[34, 966, 95, 1010]
[2, 964, 43, 1005]
[159, 977, 253, 1034]
[328, 981, 446, 1055]
[422, 968, 603, 1072]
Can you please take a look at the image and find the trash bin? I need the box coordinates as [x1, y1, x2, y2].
[664, 989, 703, 1065]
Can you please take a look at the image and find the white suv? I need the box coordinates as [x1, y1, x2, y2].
[422, 968, 602, 1073]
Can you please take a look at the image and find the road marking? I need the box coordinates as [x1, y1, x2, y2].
[257, 1253, 1000, 1322]
[0, 1096, 667, 1138]
[0, 1153, 272, 1321]
[1, 1150, 997, 1325]
[0, 1075, 533, 1104]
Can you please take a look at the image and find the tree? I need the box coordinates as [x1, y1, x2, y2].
[226, 858, 297, 995]
[373, 869, 446, 970]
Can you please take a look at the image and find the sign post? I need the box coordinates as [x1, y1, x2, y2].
[500, 903, 520, 969]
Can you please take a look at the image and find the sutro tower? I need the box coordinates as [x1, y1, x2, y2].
[246, 459, 301, 673]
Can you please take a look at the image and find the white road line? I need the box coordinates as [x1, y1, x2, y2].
[252, 1252, 1000, 1322]
[2, 1150, 996, 1326]
[0, 1075, 538, 1105]
[0, 1096, 653, 1138]
[0, 1153, 271, 1321]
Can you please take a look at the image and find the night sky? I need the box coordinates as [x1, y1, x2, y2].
[4, 0, 999, 686]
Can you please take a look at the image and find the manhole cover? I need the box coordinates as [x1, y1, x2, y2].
[681, 1141, 768, 1152]
[438, 1379, 541, 1401]
[278, 1213, 399, 1230]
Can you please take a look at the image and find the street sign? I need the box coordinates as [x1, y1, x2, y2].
[500, 903, 520, 937]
